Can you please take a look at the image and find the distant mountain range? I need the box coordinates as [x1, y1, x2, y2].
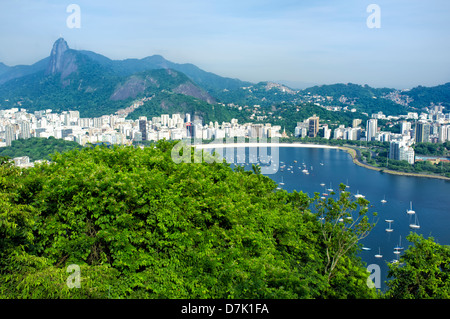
[0, 38, 448, 120]
[0, 38, 250, 119]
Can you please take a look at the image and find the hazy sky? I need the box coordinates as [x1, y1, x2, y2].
[0, 0, 449, 89]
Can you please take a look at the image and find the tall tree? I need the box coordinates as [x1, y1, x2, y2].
[313, 184, 377, 282]
[386, 233, 450, 299]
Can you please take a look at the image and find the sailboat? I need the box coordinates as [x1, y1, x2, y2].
[385, 219, 394, 232]
[394, 236, 404, 254]
[391, 253, 400, 264]
[409, 214, 420, 229]
[327, 182, 333, 192]
[354, 190, 365, 199]
[375, 247, 383, 258]
[381, 195, 387, 204]
[406, 201, 415, 215]
[279, 176, 285, 186]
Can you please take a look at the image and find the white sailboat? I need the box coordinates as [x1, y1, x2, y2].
[409, 214, 421, 229]
[327, 182, 333, 192]
[375, 247, 383, 258]
[381, 195, 387, 204]
[391, 254, 400, 264]
[406, 201, 415, 215]
[279, 176, 285, 186]
[394, 236, 404, 254]
[385, 219, 394, 232]
[354, 190, 365, 199]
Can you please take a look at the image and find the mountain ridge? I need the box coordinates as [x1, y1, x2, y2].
[0, 38, 222, 116]
[0, 38, 448, 119]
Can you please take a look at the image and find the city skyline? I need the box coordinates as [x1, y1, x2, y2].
[0, 0, 449, 89]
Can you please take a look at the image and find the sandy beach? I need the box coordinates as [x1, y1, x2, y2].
[193, 142, 339, 149]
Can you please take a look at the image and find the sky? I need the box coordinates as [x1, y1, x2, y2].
[0, 0, 449, 89]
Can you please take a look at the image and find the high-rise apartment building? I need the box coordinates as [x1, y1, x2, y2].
[415, 122, 430, 143]
[308, 115, 319, 138]
[139, 119, 147, 141]
[366, 119, 378, 141]
[400, 121, 412, 136]
[19, 121, 31, 139]
[5, 124, 15, 147]
[352, 119, 362, 128]
[161, 114, 170, 127]
[389, 140, 415, 164]
[185, 122, 193, 138]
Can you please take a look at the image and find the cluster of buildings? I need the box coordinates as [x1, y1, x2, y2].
[294, 115, 323, 139]
[1, 98, 449, 167]
[295, 106, 450, 165]
[0, 107, 285, 150]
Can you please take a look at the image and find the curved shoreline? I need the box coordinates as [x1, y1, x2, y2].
[194, 142, 450, 181]
[194, 142, 339, 149]
[337, 146, 450, 181]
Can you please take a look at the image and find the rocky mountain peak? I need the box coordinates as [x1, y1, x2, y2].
[45, 38, 77, 78]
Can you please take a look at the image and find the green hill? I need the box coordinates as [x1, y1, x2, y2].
[302, 83, 406, 115]
[404, 82, 450, 109]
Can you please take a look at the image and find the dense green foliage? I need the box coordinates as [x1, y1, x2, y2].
[0, 137, 82, 162]
[385, 159, 450, 178]
[413, 142, 450, 157]
[386, 233, 450, 298]
[0, 141, 448, 299]
[0, 141, 379, 299]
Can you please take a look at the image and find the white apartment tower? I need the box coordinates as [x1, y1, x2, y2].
[366, 119, 378, 141]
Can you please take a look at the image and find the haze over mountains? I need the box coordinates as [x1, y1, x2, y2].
[0, 38, 448, 119]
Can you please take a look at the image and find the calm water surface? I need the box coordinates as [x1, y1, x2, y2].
[229, 146, 450, 291]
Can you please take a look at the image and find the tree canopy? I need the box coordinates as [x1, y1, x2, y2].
[0, 137, 82, 162]
[386, 233, 450, 299]
[1, 140, 448, 299]
[0, 140, 378, 299]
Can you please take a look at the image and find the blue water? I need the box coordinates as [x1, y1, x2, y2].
[228, 146, 450, 292]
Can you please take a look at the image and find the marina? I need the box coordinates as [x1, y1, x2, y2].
[228, 145, 450, 291]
